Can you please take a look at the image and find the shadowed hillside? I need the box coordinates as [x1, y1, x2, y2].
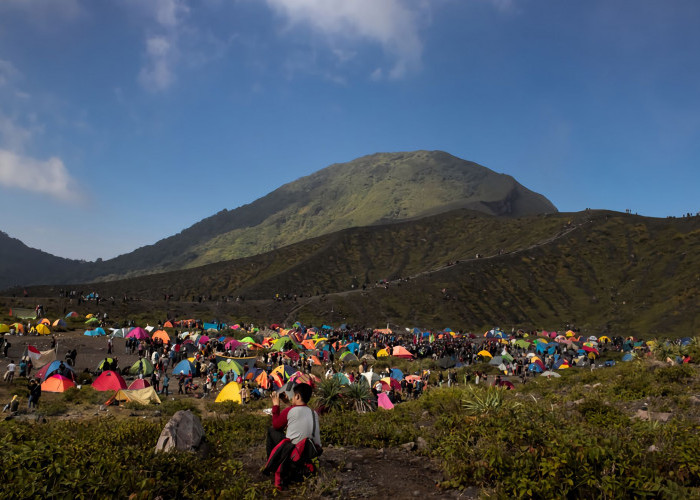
[14, 210, 699, 337]
[0, 150, 557, 289]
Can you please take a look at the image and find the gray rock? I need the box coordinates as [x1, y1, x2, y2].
[416, 437, 428, 451]
[155, 410, 206, 454]
[401, 442, 416, 451]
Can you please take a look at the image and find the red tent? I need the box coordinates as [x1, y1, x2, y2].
[92, 370, 128, 391]
[128, 378, 151, 390]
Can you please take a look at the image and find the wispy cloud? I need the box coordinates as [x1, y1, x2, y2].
[125, 0, 190, 92]
[0, 150, 77, 201]
[139, 35, 176, 92]
[265, 0, 425, 79]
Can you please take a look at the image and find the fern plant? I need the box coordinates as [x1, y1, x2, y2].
[461, 385, 510, 416]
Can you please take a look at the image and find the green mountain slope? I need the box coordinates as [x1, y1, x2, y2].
[90, 150, 557, 279]
[18, 210, 700, 337]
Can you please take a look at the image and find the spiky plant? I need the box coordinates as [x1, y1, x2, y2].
[461, 385, 508, 416]
[313, 377, 344, 413]
[342, 382, 376, 413]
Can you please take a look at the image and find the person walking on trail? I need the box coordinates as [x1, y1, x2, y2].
[161, 373, 170, 396]
[266, 383, 321, 458]
[4, 361, 16, 384]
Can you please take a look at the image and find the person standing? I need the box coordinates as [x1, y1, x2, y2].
[28, 378, 41, 410]
[161, 373, 170, 396]
[107, 337, 113, 355]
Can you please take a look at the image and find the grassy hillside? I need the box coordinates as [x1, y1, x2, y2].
[14, 210, 699, 337]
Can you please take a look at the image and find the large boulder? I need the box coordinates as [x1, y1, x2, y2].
[155, 410, 206, 454]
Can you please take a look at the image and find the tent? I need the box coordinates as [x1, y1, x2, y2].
[172, 359, 195, 376]
[92, 370, 128, 391]
[376, 349, 389, 357]
[217, 358, 243, 375]
[541, 371, 562, 378]
[52, 318, 67, 328]
[41, 374, 76, 393]
[152, 330, 171, 344]
[377, 392, 394, 410]
[106, 387, 161, 405]
[85, 327, 106, 336]
[215, 382, 242, 403]
[97, 358, 117, 371]
[36, 324, 51, 335]
[389, 368, 404, 380]
[38, 318, 51, 325]
[392, 346, 413, 359]
[36, 360, 75, 381]
[477, 350, 493, 358]
[129, 358, 154, 376]
[65, 311, 79, 318]
[128, 379, 151, 390]
[126, 327, 149, 340]
[85, 317, 100, 325]
[380, 377, 401, 391]
[339, 351, 359, 363]
[0, 324, 8, 334]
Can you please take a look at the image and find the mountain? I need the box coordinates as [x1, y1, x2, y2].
[0, 150, 557, 288]
[13, 210, 700, 337]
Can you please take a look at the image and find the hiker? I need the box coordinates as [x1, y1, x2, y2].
[28, 378, 41, 410]
[4, 361, 16, 384]
[2, 395, 19, 414]
[161, 373, 170, 396]
[266, 383, 322, 458]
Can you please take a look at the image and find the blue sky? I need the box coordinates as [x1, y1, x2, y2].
[1, 0, 698, 260]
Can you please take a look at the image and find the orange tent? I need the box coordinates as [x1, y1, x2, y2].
[301, 340, 316, 350]
[255, 371, 270, 389]
[163, 321, 174, 328]
[41, 374, 76, 393]
[310, 355, 322, 366]
[39, 318, 51, 325]
[152, 330, 171, 344]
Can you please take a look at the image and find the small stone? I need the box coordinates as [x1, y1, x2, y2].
[401, 442, 416, 451]
[345, 462, 354, 471]
[416, 437, 428, 451]
[99, 405, 107, 411]
[648, 445, 658, 452]
[154, 410, 162, 417]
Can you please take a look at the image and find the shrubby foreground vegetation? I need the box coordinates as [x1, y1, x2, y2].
[2, 348, 700, 498]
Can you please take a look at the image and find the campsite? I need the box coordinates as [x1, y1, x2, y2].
[0, 304, 699, 498]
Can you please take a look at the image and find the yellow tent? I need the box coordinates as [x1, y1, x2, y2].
[376, 349, 389, 357]
[0, 324, 8, 334]
[36, 324, 51, 335]
[566, 330, 576, 337]
[86, 314, 94, 319]
[477, 350, 493, 358]
[106, 387, 161, 405]
[599, 336, 611, 343]
[215, 381, 242, 404]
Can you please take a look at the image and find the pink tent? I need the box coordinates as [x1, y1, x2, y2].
[225, 339, 245, 350]
[128, 379, 151, 390]
[392, 346, 413, 359]
[92, 370, 128, 391]
[198, 335, 210, 344]
[377, 392, 394, 410]
[126, 327, 149, 340]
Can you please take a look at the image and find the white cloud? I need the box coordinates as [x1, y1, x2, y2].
[123, 0, 190, 92]
[139, 35, 176, 92]
[265, 0, 424, 79]
[0, 149, 76, 201]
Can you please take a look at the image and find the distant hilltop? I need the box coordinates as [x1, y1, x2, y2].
[0, 150, 557, 288]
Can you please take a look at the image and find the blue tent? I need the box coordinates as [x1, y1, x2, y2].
[621, 353, 634, 362]
[345, 342, 359, 354]
[84, 327, 106, 336]
[390, 368, 404, 380]
[322, 325, 333, 330]
[680, 337, 692, 346]
[203, 322, 219, 331]
[172, 359, 195, 376]
[38, 360, 76, 381]
[528, 363, 543, 373]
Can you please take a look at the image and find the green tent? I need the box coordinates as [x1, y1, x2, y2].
[217, 358, 243, 375]
[129, 358, 154, 376]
